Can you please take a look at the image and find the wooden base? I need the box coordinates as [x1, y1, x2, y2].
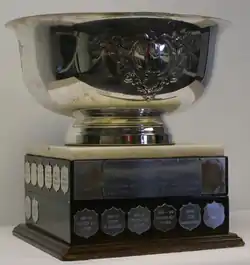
[13, 224, 245, 261]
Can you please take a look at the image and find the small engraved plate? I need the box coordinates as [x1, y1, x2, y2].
[154, 204, 177, 232]
[53, 165, 60, 192]
[61, 166, 69, 194]
[203, 201, 225, 229]
[37, 164, 44, 188]
[45, 165, 52, 190]
[101, 207, 125, 236]
[31, 163, 37, 186]
[74, 209, 99, 238]
[31, 198, 39, 223]
[179, 203, 201, 231]
[128, 206, 151, 235]
[25, 196, 31, 220]
[24, 162, 31, 184]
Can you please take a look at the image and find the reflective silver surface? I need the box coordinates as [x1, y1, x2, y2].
[66, 108, 173, 145]
[6, 13, 228, 145]
[52, 18, 204, 101]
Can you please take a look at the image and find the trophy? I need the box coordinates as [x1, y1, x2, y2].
[6, 12, 244, 261]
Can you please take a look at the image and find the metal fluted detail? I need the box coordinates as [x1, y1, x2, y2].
[65, 109, 173, 145]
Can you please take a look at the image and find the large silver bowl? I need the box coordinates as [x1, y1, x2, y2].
[6, 12, 228, 145]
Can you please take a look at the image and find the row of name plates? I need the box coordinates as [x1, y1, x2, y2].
[74, 203, 226, 238]
[24, 162, 69, 194]
[25, 196, 225, 238]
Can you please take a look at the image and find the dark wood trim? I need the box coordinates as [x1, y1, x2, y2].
[13, 224, 245, 261]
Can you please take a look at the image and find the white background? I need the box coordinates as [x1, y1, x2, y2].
[0, 0, 250, 226]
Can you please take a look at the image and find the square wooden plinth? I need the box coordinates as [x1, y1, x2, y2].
[13, 224, 245, 261]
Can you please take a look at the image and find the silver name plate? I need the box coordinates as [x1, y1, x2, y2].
[128, 206, 151, 235]
[154, 204, 177, 232]
[179, 203, 201, 231]
[101, 207, 125, 236]
[203, 202, 225, 229]
[74, 209, 99, 238]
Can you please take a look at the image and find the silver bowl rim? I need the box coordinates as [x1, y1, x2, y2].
[5, 11, 230, 28]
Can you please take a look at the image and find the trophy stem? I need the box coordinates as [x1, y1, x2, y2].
[65, 109, 173, 145]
